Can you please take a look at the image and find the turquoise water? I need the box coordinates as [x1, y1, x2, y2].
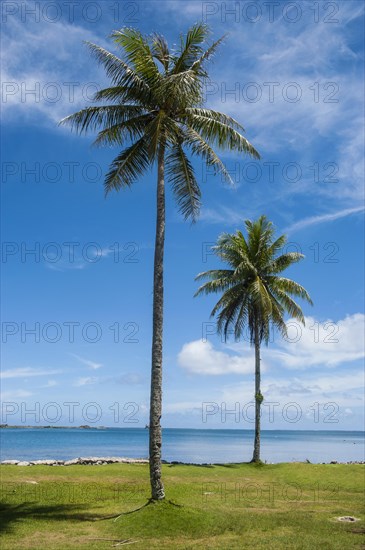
[1, 428, 364, 463]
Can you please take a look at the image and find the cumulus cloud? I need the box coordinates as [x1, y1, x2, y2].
[178, 339, 258, 375]
[272, 313, 365, 369]
[178, 314, 364, 376]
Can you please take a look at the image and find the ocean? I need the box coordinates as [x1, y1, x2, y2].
[1, 428, 364, 463]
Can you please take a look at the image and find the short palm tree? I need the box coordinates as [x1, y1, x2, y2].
[60, 24, 259, 499]
[195, 216, 312, 462]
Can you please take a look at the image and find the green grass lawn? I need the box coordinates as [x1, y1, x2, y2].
[1, 462, 364, 549]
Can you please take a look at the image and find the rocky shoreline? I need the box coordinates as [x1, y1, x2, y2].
[0, 457, 149, 466]
[0, 457, 364, 466]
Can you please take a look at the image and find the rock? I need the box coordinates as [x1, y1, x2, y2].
[64, 458, 82, 466]
[3, 456, 150, 466]
[31, 460, 59, 465]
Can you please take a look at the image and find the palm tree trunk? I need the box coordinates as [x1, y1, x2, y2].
[149, 139, 166, 500]
[252, 323, 261, 463]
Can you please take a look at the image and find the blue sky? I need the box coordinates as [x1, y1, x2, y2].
[1, 0, 364, 431]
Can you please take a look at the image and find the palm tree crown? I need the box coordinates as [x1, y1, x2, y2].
[195, 216, 312, 463]
[59, 24, 259, 219]
[195, 215, 313, 344]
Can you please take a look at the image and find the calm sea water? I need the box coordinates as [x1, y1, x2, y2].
[1, 428, 364, 463]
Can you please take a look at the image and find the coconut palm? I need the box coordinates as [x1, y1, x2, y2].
[60, 24, 259, 499]
[195, 216, 312, 462]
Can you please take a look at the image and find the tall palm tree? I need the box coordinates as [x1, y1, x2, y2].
[195, 216, 312, 463]
[60, 24, 259, 500]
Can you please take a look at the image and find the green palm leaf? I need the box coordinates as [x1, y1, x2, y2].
[195, 216, 313, 344]
[104, 137, 150, 193]
[166, 143, 201, 221]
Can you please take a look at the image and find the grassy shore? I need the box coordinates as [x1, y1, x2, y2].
[1, 462, 364, 549]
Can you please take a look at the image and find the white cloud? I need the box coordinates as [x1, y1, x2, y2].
[1, 14, 106, 124]
[0, 367, 62, 379]
[73, 377, 98, 387]
[42, 380, 58, 388]
[71, 354, 103, 370]
[203, 8, 364, 207]
[221, 370, 364, 410]
[178, 314, 364, 376]
[0, 390, 33, 400]
[271, 313, 365, 369]
[200, 205, 247, 226]
[178, 339, 259, 375]
[285, 207, 365, 233]
[164, 401, 204, 414]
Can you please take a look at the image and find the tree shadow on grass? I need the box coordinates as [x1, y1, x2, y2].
[0, 502, 104, 534]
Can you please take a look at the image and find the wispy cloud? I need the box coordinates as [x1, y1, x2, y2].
[0, 367, 62, 379]
[73, 376, 98, 387]
[71, 354, 103, 370]
[285, 206, 365, 233]
[41, 380, 58, 388]
[221, 370, 364, 412]
[0, 390, 33, 400]
[1, 13, 106, 125]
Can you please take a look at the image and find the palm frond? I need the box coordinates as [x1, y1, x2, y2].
[270, 277, 313, 305]
[194, 269, 236, 297]
[93, 113, 154, 147]
[59, 105, 143, 134]
[111, 28, 160, 85]
[104, 137, 150, 193]
[184, 108, 245, 132]
[271, 288, 305, 324]
[190, 34, 227, 76]
[181, 126, 235, 186]
[172, 23, 210, 74]
[92, 86, 153, 107]
[185, 112, 260, 158]
[166, 143, 201, 221]
[85, 42, 150, 94]
[151, 33, 170, 71]
[267, 252, 304, 274]
[195, 216, 313, 346]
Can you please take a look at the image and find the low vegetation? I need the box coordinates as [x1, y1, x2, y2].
[1, 462, 364, 548]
